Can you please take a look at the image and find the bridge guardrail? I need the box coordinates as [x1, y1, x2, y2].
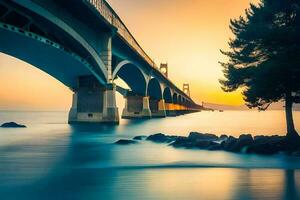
[87, 0, 157, 69]
[86, 0, 197, 104]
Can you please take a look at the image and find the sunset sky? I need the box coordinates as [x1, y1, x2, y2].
[0, 0, 258, 111]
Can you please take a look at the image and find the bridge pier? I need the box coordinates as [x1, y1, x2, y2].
[102, 84, 119, 123]
[68, 92, 78, 123]
[150, 99, 167, 118]
[122, 95, 151, 119]
[68, 76, 119, 124]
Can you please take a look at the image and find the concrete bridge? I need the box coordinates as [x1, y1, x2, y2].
[0, 0, 202, 124]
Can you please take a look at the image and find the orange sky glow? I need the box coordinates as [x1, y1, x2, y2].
[0, 0, 258, 111]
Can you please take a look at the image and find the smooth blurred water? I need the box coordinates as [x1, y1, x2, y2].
[0, 110, 300, 200]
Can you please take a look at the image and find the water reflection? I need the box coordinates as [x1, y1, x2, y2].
[70, 123, 118, 133]
[78, 168, 299, 200]
[283, 170, 298, 200]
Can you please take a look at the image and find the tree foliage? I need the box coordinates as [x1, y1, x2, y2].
[220, 0, 300, 137]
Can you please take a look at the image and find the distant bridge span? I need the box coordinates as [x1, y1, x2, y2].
[0, 0, 202, 123]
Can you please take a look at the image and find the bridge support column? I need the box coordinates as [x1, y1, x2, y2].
[68, 93, 78, 122]
[151, 99, 167, 118]
[99, 33, 113, 82]
[68, 76, 119, 124]
[102, 84, 119, 124]
[122, 96, 151, 119]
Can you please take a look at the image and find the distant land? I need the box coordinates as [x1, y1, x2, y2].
[205, 102, 300, 111]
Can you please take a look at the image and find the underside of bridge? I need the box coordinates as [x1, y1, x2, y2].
[0, 0, 202, 124]
[147, 78, 166, 118]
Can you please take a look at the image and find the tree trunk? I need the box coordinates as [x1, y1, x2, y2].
[285, 92, 299, 139]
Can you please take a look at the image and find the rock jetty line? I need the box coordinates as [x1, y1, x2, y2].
[0, 122, 26, 128]
[115, 139, 138, 145]
[116, 132, 300, 157]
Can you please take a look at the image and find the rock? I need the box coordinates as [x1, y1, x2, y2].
[222, 136, 238, 151]
[170, 137, 191, 148]
[133, 135, 147, 140]
[221, 134, 254, 153]
[115, 139, 138, 145]
[188, 132, 218, 141]
[170, 137, 217, 150]
[147, 133, 177, 143]
[259, 135, 285, 145]
[219, 134, 229, 140]
[254, 135, 285, 144]
[207, 142, 223, 151]
[246, 135, 287, 155]
[145, 132, 300, 156]
[170, 133, 228, 150]
[1, 122, 26, 128]
[195, 140, 214, 149]
[247, 143, 278, 155]
[253, 135, 268, 143]
[233, 134, 254, 152]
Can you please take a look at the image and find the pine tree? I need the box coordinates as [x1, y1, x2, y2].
[220, 0, 300, 139]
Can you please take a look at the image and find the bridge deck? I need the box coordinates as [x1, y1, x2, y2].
[84, 0, 195, 103]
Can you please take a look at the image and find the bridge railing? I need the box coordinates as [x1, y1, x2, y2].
[86, 0, 196, 103]
[86, 0, 157, 69]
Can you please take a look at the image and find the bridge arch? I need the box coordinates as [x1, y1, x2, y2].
[0, 23, 106, 88]
[178, 95, 182, 105]
[147, 78, 163, 100]
[147, 78, 163, 113]
[0, 1, 109, 81]
[113, 61, 147, 96]
[163, 87, 172, 103]
[187, 100, 192, 107]
[182, 98, 186, 106]
[184, 100, 187, 106]
[173, 93, 178, 104]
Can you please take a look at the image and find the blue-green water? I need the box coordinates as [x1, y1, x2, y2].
[0, 111, 300, 200]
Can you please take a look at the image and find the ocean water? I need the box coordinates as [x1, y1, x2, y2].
[0, 110, 300, 200]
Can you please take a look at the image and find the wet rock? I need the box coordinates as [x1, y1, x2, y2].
[195, 140, 214, 149]
[147, 132, 300, 156]
[170, 137, 191, 148]
[188, 132, 218, 141]
[219, 134, 229, 140]
[171, 133, 227, 150]
[170, 137, 218, 150]
[222, 136, 238, 151]
[115, 139, 138, 145]
[254, 135, 284, 144]
[221, 134, 254, 152]
[1, 122, 26, 128]
[246, 135, 286, 155]
[207, 142, 223, 151]
[133, 136, 147, 140]
[247, 143, 278, 155]
[147, 133, 177, 143]
[232, 134, 254, 152]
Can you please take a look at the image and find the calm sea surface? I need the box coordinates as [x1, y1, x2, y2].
[0, 110, 300, 200]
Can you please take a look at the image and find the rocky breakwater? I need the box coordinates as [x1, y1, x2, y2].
[143, 132, 300, 156]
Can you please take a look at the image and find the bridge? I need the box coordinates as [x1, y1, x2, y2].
[0, 0, 202, 124]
